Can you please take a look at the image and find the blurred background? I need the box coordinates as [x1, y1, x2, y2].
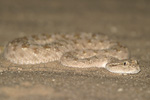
[0, 0, 149, 42]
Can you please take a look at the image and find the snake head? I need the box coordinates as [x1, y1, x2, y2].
[106, 59, 140, 74]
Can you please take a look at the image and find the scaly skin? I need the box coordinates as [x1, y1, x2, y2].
[3, 32, 140, 74]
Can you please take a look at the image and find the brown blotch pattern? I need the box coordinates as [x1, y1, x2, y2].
[21, 43, 30, 48]
[42, 44, 51, 49]
[33, 48, 39, 54]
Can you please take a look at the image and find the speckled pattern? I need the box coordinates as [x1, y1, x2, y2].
[3, 32, 140, 74]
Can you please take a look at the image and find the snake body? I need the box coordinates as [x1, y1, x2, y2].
[3, 32, 140, 74]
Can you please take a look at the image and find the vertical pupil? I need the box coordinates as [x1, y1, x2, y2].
[124, 62, 126, 65]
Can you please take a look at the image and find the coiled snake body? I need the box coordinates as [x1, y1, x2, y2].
[3, 32, 140, 74]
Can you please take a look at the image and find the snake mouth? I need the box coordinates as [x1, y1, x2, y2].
[106, 67, 141, 74]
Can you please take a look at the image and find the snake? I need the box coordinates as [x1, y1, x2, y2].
[3, 32, 140, 74]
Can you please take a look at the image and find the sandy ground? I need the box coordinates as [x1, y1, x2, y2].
[0, 0, 150, 100]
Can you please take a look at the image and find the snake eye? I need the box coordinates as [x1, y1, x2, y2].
[123, 61, 129, 66]
[124, 62, 126, 66]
